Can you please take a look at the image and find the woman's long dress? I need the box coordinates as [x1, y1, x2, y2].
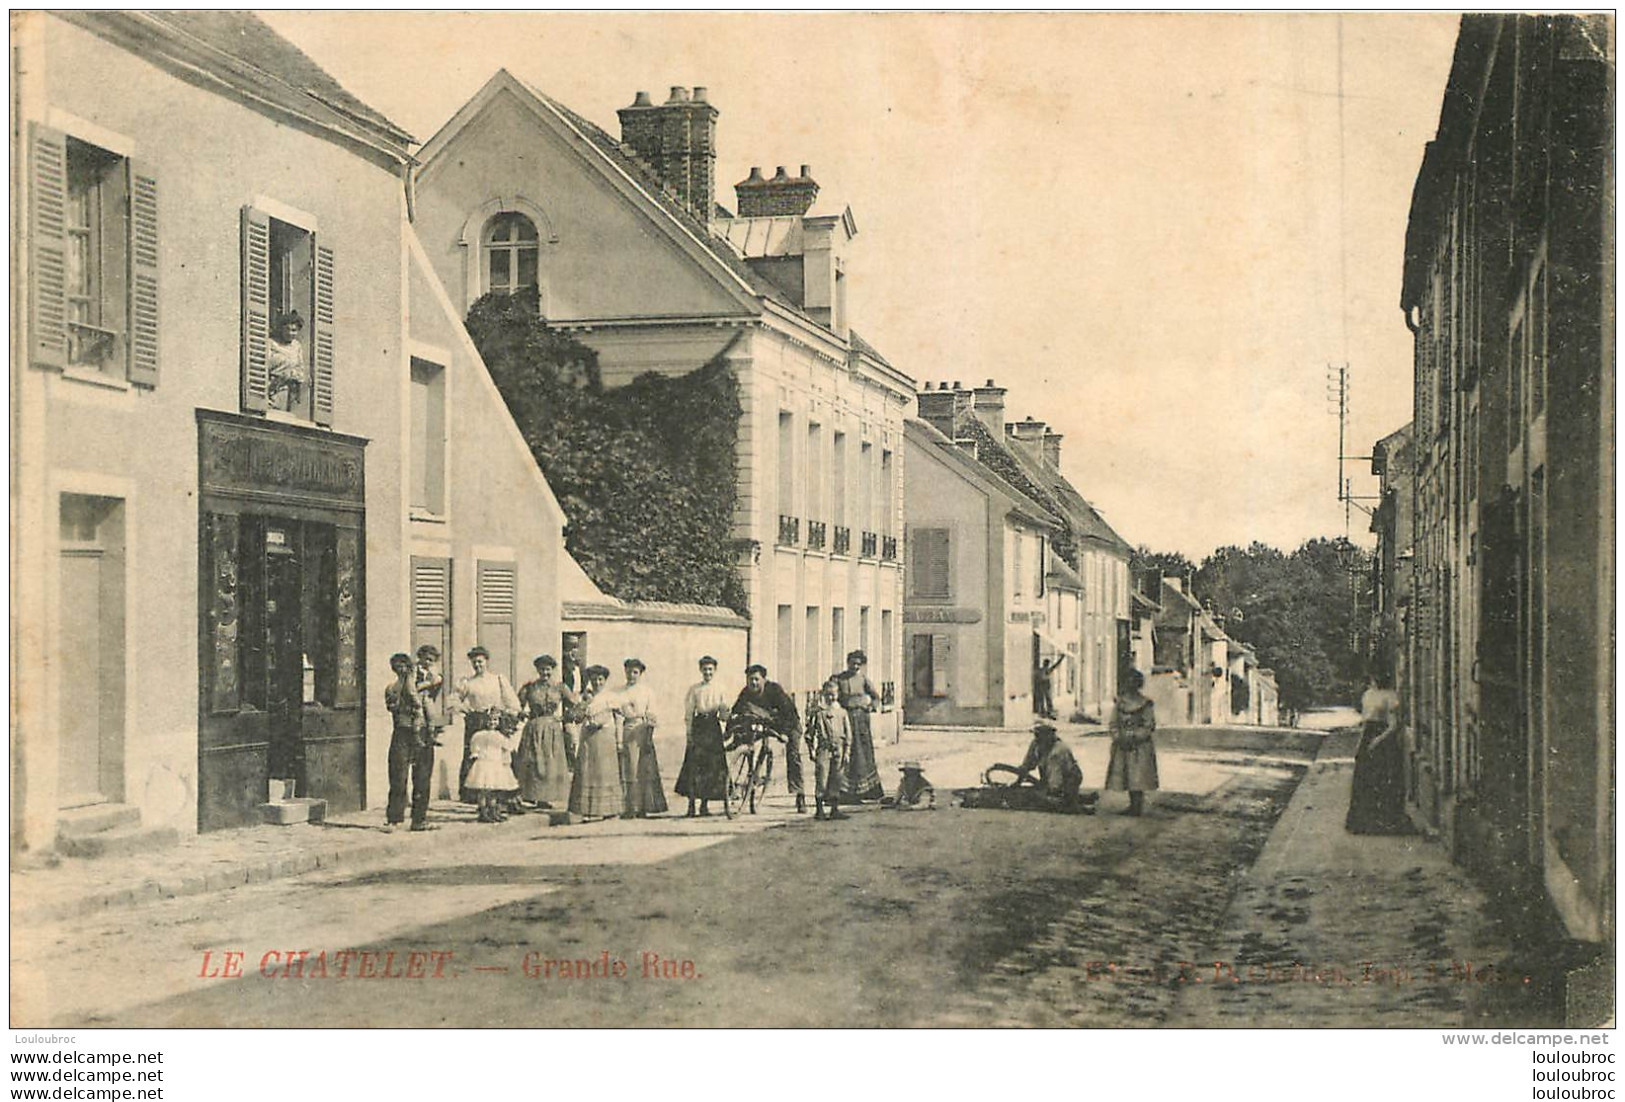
[675, 681, 730, 801]
[515, 680, 574, 807]
[1346, 689, 1412, 834]
[568, 693, 625, 819]
[455, 670, 519, 802]
[837, 671, 885, 802]
[617, 682, 667, 816]
[1105, 694, 1159, 791]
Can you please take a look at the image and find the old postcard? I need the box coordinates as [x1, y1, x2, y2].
[9, 10, 1613, 1034]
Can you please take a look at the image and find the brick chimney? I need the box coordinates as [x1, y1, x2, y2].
[1042, 431, 1063, 469]
[736, 164, 820, 218]
[970, 379, 1007, 439]
[917, 381, 959, 438]
[617, 86, 718, 221]
[1006, 416, 1048, 463]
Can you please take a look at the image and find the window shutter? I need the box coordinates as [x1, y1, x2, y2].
[240, 206, 270, 411]
[477, 561, 518, 684]
[930, 632, 952, 698]
[410, 557, 453, 666]
[930, 530, 951, 597]
[29, 124, 69, 369]
[127, 163, 160, 387]
[910, 528, 950, 599]
[312, 243, 335, 426]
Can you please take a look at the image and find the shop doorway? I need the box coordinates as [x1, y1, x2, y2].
[57, 494, 127, 808]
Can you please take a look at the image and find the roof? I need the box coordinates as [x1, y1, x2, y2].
[906, 419, 1060, 530]
[849, 329, 893, 368]
[69, 11, 414, 155]
[1131, 588, 1161, 614]
[1047, 556, 1084, 591]
[562, 596, 748, 628]
[998, 431, 1134, 556]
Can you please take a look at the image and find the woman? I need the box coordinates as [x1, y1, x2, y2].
[1346, 674, 1412, 834]
[1105, 668, 1158, 816]
[675, 656, 731, 817]
[616, 659, 667, 818]
[453, 645, 519, 805]
[567, 665, 623, 821]
[835, 650, 885, 803]
[514, 654, 578, 809]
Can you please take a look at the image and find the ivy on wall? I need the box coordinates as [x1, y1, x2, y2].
[465, 294, 747, 614]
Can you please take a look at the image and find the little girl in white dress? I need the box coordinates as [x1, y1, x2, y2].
[466, 716, 519, 823]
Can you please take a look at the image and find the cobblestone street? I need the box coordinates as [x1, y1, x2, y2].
[12, 723, 1534, 1028]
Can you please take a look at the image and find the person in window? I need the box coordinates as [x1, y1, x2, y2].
[676, 656, 731, 818]
[834, 650, 885, 803]
[1105, 668, 1158, 817]
[730, 665, 803, 811]
[567, 665, 623, 822]
[452, 645, 519, 805]
[266, 310, 306, 410]
[514, 654, 578, 810]
[616, 658, 666, 818]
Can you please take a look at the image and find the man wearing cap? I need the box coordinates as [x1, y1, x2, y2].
[384, 652, 434, 831]
[731, 664, 805, 812]
[453, 645, 520, 804]
[1013, 722, 1084, 807]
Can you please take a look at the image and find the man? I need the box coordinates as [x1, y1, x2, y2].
[1034, 653, 1067, 720]
[1013, 722, 1084, 807]
[730, 664, 805, 812]
[384, 653, 435, 832]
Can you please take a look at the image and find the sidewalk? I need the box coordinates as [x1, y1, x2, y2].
[1169, 728, 1549, 1026]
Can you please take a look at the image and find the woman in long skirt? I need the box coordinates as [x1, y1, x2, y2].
[835, 651, 885, 802]
[453, 645, 519, 804]
[615, 658, 667, 817]
[1105, 669, 1158, 816]
[514, 655, 578, 808]
[1346, 675, 1413, 834]
[675, 656, 731, 816]
[567, 666, 623, 821]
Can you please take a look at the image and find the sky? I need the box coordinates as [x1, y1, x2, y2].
[263, 11, 1461, 561]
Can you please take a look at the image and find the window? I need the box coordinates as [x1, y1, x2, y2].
[832, 432, 847, 529]
[778, 412, 796, 523]
[805, 606, 821, 692]
[880, 449, 894, 536]
[242, 205, 333, 424]
[909, 527, 951, 599]
[29, 125, 158, 384]
[806, 421, 823, 525]
[1012, 532, 1024, 598]
[484, 212, 538, 307]
[410, 359, 447, 515]
[911, 632, 951, 699]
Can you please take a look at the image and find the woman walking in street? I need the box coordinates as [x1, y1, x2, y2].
[1105, 668, 1158, 816]
[835, 651, 885, 803]
[1345, 673, 1413, 834]
[616, 658, 667, 818]
[514, 654, 577, 809]
[567, 665, 623, 822]
[675, 656, 731, 817]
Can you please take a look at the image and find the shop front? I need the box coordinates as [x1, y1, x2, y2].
[196, 411, 367, 830]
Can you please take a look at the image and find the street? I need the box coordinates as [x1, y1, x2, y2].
[15, 725, 1332, 1028]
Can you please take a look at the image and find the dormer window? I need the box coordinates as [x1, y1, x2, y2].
[484, 212, 538, 308]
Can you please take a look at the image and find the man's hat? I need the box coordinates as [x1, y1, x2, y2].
[1033, 722, 1058, 739]
[898, 760, 923, 772]
[467, 645, 490, 660]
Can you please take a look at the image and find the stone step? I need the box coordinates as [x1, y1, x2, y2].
[56, 824, 180, 859]
[55, 803, 142, 839]
[258, 798, 328, 826]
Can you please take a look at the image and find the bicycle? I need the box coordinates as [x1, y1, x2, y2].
[723, 714, 782, 816]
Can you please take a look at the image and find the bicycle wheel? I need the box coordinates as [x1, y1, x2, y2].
[728, 747, 753, 817]
[749, 746, 774, 814]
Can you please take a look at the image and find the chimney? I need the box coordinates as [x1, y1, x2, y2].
[970, 379, 1007, 439]
[736, 163, 820, 218]
[1042, 431, 1063, 469]
[617, 85, 718, 222]
[1006, 416, 1047, 463]
[916, 381, 958, 438]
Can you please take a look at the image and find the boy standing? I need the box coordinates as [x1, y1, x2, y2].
[806, 679, 851, 821]
[385, 653, 435, 831]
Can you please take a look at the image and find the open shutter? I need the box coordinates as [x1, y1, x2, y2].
[240, 206, 270, 411]
[477, 561, 518, 684]
[410, 557, 453, 664]
[312, 242, 335, 426]
[128, 163, 160, 386]
[29, 124, 69, 369]
[930, 632, 952, 698]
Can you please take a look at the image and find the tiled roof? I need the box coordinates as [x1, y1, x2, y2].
[145, 11, 413, 144]
[958, 418, 1068, 525]
[999, 431, 1134, 556]
[908, 419, 1059, 527]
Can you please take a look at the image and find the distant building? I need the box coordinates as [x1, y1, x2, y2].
[412, 73, 913, 728]
[1398, 14, 1612, 960]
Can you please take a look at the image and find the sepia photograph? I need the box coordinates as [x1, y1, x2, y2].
[8, 7, 1614, 1046]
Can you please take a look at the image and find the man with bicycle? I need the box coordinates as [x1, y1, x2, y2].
[730, 664, 806, 813]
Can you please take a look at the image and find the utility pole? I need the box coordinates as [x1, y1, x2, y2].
[1327, 361, 1379, 537]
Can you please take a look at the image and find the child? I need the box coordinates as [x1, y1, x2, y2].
[414, 645, 447, 748]
[886, 761, 936, 809]
[805, 679, 852, 821]
[465, 709, 520, 823]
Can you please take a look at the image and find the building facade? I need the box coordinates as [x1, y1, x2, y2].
[13, 13, 572, 845]
[411, 73, 913, 723]
[1396, 13, 1612, 951]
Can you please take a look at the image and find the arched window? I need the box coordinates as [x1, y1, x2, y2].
[483, 212, 539, 302]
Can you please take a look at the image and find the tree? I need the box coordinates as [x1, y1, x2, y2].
[1130, 545, 1196, 582]
[465, 293, 746, 613]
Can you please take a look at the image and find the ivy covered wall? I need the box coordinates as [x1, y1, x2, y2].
[465, 294, 747, 614]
